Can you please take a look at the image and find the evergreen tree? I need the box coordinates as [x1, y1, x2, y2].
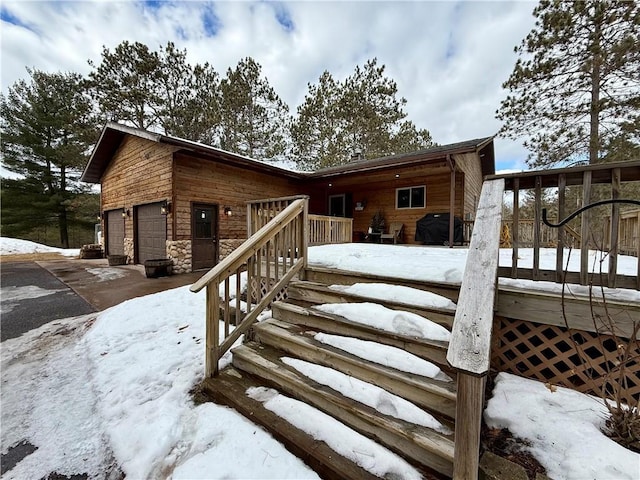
[88, 41, 162, 129]
[218, 57, 290, 160]
[1, 69, 98, 247]
[292, 58, 434, 170]
[497, 0, 640, 167]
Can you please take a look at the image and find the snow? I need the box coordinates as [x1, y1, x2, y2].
[282, 357, 451, 435]
[0, 285, 66, 314]
[314, 332, 452, 381]
[485, 372, 640, 480]
[329, 282, 457, 310]
[315, 302, 451, 341]
[86, 267, 127, 282]
[246, 386, 422, 479]
[1, 237, 80, 256]
[2, 243, 638, 479]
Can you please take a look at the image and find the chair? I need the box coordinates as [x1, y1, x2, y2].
[380, 222, 404, 244]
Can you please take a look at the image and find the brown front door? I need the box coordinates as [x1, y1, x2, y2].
[192, 203, 218, 270]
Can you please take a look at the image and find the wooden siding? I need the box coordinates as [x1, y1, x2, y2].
[101, 136, 176, 240]
[173, 154, 300, 242]
[304, 163, 466, 244]
[453, 152, 482, 221]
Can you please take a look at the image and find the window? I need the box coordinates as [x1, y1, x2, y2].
[396, 186, 425, 209]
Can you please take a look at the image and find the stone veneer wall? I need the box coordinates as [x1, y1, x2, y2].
[219, 239, 244, 259]
[167, 240, 192, 274]
[124, 238, 134, 264]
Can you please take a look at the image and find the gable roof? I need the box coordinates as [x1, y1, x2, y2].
[81, 122, 304, 183]
[81, 122, 495, 183]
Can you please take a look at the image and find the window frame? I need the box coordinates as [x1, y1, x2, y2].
[395, 185, 426, 209]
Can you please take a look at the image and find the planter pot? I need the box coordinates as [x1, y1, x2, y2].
[108, 254, 128, 266]
[144, 258, 172, 278]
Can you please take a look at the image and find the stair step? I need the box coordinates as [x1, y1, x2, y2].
[253, 318, 457, 420]
[304, 266, 460, 303]
[232, 342, 455, 478]
[288, 280, 456, 329]
[201, 368, 380, 480]
[271, 300, 451, 370]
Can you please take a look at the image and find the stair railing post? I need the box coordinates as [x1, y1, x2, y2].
[453, 373, 486, 480]
[205, 280, 220, 377]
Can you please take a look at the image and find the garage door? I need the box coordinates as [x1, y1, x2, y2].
[106, 209, 124, 256]
[136, 202, 167, 264]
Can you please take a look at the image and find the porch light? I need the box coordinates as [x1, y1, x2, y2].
[161, 200, 171, 215]
[122, 209, 130, 218]
[224, 206, 233, 217]
[395, 174, 400, 178]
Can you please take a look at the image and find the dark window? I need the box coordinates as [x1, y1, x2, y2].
[195, 208, 213, 238]
[396, 186, 425, 209]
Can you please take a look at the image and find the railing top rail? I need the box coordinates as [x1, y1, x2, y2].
[485, 160, 640, 190]
[190, 198, 306, 293]
[246, 194, 309, 205]
[447, 178, 505, 375]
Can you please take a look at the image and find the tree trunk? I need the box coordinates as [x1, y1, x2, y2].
[589, 21, 602, 165]
[59, 206, 70, 249]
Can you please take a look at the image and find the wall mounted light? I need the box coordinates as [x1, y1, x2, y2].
[224, 206, 233, 217]
[328, 183, 333, 188]
[395, 174, 400, 178]
[121, 209, 130, 218]
[161, 200, 171, 215]
[97, 213, 103, 221]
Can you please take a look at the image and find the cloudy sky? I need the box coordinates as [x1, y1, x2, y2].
[1, 0, 538, 172]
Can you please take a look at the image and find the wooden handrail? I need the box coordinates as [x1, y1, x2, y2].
[191, 198, 308, 376]
[308, 214, 353, 245]
[446, 178, 504, 480]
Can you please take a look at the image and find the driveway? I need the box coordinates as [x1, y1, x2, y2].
[0, 262, 96, 342]
[1, 258, 206, 342]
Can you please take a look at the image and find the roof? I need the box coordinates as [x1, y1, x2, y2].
[308, 137, 495, 178]
[81, 122, 304, 183]
[81, 122, 495, 183]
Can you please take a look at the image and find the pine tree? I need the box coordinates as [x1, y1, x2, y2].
[497, 0, 640, 167]
[218, 57, 290, 160]
[0, 69, 98, 247]
[291, 58, 434, 170]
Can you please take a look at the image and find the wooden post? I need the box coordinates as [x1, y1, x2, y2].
[453, 373, 486, 480]
[300, 198, 309, 280]
[533, 176, 542, 281]
[205, 283, 220, 377]
[449, 157, 456, 248]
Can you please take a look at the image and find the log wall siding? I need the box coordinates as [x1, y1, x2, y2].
[453, 152, 482, 221]
[173, 154, 300, 241]
[305, 164, 466, 244]
[101, 136, 177, 240]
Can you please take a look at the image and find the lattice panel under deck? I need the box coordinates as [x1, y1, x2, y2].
[492, 317, 639, 404]
[249, 277, 288, 305]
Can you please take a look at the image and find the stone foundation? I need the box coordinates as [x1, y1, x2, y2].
[123, 238, 134, 264]
[167, 240, 192, 274]
[219, 239, 244, 259]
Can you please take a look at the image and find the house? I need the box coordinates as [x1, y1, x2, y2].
[81, 122, 494, 273]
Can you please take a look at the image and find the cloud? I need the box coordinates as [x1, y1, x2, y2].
[0, 0, 537, 170]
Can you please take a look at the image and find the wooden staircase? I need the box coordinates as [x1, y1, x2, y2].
[202, 266, 461, 479]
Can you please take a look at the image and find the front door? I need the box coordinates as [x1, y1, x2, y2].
[192, 203, 218, 271]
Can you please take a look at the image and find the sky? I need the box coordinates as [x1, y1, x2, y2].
[2, 238, 639, 479]
[0, 0, 539, 172]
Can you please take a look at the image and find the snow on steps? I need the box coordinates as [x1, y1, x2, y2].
[271, 300, 451, 369]
[287, 280, 456, 329]
[232, 342, 455, 478]
[252, 318, 457, 419]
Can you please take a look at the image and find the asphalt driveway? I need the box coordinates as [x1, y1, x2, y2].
[0, 262, 96, 342]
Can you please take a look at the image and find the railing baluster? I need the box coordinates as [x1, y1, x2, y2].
[533, 175, 542, 281]
[608, 168, 621, 288]
[511, 178, 520, 278]
[580, 171, 593, 285]
[224, 277, 230, 337]
[556, 173, 566, 282]
[235, 267, 241, 326]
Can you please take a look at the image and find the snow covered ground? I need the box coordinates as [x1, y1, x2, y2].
[1, 237, 80, 257]
[1, 241, 638, 479]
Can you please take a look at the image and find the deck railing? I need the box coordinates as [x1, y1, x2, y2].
[191, 197, 308, 376]
[604, 208, 640, 257]
[308, 214, 353, 246]
[446, 178, 505, 480]
[486, 160, 640, 290]
[465, 219, 581, 247]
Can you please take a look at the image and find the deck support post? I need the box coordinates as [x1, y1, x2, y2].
[452, 372, 486, 480]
